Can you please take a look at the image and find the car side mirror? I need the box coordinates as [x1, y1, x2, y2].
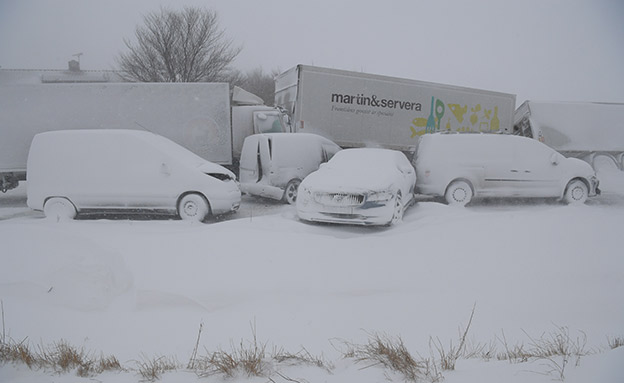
[550, 153, 559, 165]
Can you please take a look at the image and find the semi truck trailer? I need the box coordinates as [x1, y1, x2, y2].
[275, 64, 516, 153]
[0, 82, 288, 192]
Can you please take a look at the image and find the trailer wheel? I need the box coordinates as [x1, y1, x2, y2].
[44, 197, 77, 221]
[283, 179, 301, 204]
[178, 193, 210, 222]
[445, 180, 473, 206]
[563, 179, 588, 205]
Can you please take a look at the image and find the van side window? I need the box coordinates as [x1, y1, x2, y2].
[267, 137, 273, 160]
[256, 142, 263, 180]
[321, 147, 329, 163]
[321, 144, 339, 163]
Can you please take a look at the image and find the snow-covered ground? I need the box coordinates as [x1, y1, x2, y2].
[1, 162, 623, 383]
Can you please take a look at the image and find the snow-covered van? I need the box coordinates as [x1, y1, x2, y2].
[27, 130, 241, 221]
[413, 133, 600, 205]
[239, 133, 341, 204]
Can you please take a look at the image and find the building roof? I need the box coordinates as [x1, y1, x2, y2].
[0, 62, 126, 84]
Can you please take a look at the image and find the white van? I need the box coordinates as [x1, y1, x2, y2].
[414, 133, 600, 205]
[239, 133, 341, 204]
[27, 130, 241, 221]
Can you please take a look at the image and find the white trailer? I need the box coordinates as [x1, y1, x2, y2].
[275, 65, 516, 153]
[0, 82, 288, 192]
[513, 101, 624, 170]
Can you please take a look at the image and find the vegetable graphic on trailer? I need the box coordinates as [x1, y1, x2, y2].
[419, 96, 447, 135]
[435, 98, 445, 131]
[411, 97, 499, 137]
[425, 96, 436, 133]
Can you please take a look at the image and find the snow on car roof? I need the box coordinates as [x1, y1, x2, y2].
[329, 147, 405, 168]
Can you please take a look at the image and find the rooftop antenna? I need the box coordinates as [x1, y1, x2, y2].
[72, 52, 83, 64]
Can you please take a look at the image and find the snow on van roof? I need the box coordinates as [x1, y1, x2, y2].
[417, 132, 533, 157]
[36, 129, 233, 176]
[420, 132, 512, 141]
[254, 132, 338, 144]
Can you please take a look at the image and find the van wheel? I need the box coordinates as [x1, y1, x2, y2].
[445, 180, 473, 206]
[283, 179, 301, 204]
[44, 197, 77, 221]
[390, 192, 403, 225]
[178, 193, 210, 222]
[563, 179, 588, 204]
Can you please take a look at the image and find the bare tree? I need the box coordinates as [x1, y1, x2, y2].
[117, 7, 241, 82]
[235, 67, 281, 106]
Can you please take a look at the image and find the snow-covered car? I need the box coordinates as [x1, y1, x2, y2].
[27, 130, 241, 221]
[239, 133, 341, 204]
[296, 148, 416, 226]
[413, 132, 600, 206]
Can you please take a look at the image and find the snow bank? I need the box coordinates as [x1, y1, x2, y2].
[1, 224, 133, 311]
[1, 180, 623, 382]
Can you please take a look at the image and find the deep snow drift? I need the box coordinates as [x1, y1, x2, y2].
[0, 165, 623, 383]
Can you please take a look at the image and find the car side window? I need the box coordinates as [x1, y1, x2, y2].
[526, 138, 556, 161]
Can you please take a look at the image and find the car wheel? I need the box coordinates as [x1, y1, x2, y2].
[563, 179, 588, 204]
[44, 197, 77, 220]
[283, 179, 301, 204]
[390, 192, 403, 225]
[178, 193, 210, 222]
[445, 180, 473, 206]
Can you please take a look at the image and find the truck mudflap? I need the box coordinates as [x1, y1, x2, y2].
[1, 173, 20, 193]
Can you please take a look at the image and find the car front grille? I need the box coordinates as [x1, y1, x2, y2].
[314, 192, 364, 207]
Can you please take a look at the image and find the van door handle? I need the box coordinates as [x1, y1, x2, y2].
[510, 169, 519, 173]
[524, 170, 531, 173]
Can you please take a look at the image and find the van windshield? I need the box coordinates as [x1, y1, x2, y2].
[146, 133, 207, 168]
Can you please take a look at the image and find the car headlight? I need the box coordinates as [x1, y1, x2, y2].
[367, 190, 393, 202]
[299, 185, 312, 199]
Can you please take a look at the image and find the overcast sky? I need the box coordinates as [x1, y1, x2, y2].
[1, 0, 622, 106]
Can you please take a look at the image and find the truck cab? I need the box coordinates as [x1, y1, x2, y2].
[230, 86, 290, 160]
[231, 105, 290, 159]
